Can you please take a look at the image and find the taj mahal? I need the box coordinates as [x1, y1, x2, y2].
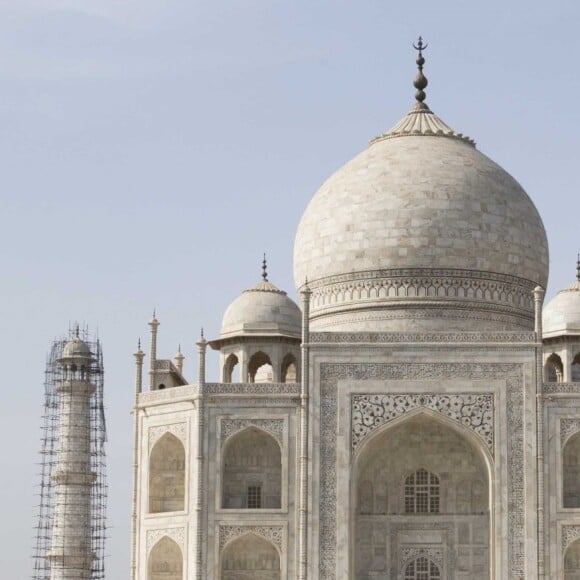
[128, 40, 580, 579]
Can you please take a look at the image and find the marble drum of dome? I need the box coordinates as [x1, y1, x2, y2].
[293, 100, 549, 332]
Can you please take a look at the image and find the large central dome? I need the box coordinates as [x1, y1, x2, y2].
[293, 58, 548, 331]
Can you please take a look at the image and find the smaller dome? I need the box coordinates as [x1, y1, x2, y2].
[220, 278, 302, 339]
[61, 336, 92, 360]
[543, 281, 580, 338]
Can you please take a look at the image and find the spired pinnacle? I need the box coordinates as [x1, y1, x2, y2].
[577, 253, 580, 281]
[262, 253, 268, 281]
[413, 36, 429, 106]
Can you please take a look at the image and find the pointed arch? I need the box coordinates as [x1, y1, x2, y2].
[546, 352, 564, 382]
[248, 351, 273, 383]
[353, 411, 491, 579]
[281, 353, 297, 383]
[149, 433, 185, 513]
[148, 536, 183, 580]
[565, 538, 580, 579]
[572, 352, 580, 382]
[223, 353, 239, 383]
[221, 532, 280, 580]
[222, 427, 281, 509]
[564, 431, 580, 508]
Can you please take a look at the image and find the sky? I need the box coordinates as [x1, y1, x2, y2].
[1, 1, 579, 577]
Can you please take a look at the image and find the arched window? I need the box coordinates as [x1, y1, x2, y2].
[149, 433, 185, 513]
[221, 533, 280, 580]
[223, 353, 239, 383]
[148, 537, 183, 580]
[564, 432, 580, 508]
[281, 353, 297, 383]
[248, 351, 273, 383]
[404, 468, 440, 514]
[546, 353, 564, 383]
[572, 353, 580, 382]
[222, 427, 281, 509]
[404, 556, 441, 579]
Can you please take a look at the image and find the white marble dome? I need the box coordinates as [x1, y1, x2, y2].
[220, 278, 302, 339]
[61, 335, 92, 360]
[543, 280, 580, 338]
[293, 103, 549, 331]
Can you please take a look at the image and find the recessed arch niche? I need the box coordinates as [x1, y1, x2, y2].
[149, 433, 186, 513]
[222, 427, 282, 509]
[564, 431, 580, 508]
[565, 538, 580, 579]
[148, 536, 183, 580]
[353, 412, 490, 579]
[221, 533, 280, 580]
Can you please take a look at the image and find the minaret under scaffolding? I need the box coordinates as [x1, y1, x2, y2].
[33, 326, 107, 580]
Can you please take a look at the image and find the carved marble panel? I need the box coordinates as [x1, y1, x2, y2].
[352, 393, 493, 454]
[563, 525, 580, 550]
[146, 527, 185, 553]
[561, 419, 580, 446]
[218, 524, 284, 552]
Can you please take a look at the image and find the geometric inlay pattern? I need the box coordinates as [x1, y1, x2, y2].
[352, 393, 494, 454]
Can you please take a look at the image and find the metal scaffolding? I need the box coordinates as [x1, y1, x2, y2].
[32, 327, 107, 580]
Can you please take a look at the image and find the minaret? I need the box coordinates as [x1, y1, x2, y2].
[47, 328, 96, 579]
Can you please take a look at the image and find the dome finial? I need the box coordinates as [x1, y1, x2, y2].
[577, 253, 580, 282]
[412, 36, 429, 106]
[262, 253, 268, 281]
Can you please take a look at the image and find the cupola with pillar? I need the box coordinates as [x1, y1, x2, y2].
[293, 37, 548, 332]
[543, 256, 580, 382]
[209, 256, 302, 383]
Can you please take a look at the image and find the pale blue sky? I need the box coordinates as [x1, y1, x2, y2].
[1, 1, 579, 577]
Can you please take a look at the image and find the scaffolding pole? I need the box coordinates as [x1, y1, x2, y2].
[32, 327, 107, 580]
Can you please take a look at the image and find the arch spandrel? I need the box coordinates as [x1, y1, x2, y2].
[352, 399, 495, 467]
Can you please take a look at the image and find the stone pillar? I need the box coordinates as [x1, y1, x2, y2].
[47, 355, 95, 579]
[195, 332, 207, 580]
[130, 341, 144, 580]
[299, 281, 312, 580]
[534, 285, 545, 579]
[148, 313, 159, 391]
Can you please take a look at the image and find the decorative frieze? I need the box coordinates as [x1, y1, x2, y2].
[218, 524, 284, 552]
[204, 383, 301, 396]
[146, 527, 185, 552]
[221, 418, 284, 445]
[561, 419, 580, 446]
[352, 393, 494, 454]
[310, 331, 535, 344]
[308, 268, 536, 317]
[319, 362, 523, 580]
[148, 423, 187, 450]
[544, 383, 580, 395]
